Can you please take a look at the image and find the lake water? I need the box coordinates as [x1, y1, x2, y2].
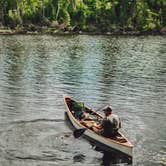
[0, 35, 165, 166]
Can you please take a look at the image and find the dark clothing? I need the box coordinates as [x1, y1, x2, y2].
[101, 114, 121, 138]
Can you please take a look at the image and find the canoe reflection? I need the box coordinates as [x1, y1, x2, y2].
[73, 154, 86, 162]
[102, 151, 132, 165]
[92, 146, 132, 165]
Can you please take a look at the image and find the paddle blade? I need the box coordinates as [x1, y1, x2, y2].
[73, 128, 87, 138]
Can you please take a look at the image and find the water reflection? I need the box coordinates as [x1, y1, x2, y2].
[0, 35, 166, 166]
[98, 50, 118, 100]
[90, 142, 132, 165]
[1, 38, 26, 119]
[62, 45, 85, 86]
[73, 154, 86, 163]
[101, 151, 132, 166]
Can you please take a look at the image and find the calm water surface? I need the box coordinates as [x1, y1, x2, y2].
[0, 35, 166, 166]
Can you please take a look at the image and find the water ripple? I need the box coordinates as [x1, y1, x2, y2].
[0, 35, 166, 166]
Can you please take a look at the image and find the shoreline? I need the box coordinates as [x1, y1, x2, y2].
[0, 27, 166, 36]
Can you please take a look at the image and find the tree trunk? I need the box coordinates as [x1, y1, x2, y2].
[0, 0, 4, 26]
[111, 0, 116, 21]
[70, 0, 76, 10]
[16, 0, 23, 25]
[56, 2, 60, 20]
[132, 0, 137, 28]
[41, 0, 45, 18]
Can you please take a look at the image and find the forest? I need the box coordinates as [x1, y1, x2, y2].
[0, 0, 166, 34]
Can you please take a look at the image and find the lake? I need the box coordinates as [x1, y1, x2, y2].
[0, 35, 165, 166]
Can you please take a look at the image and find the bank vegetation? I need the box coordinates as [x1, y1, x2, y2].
[0, 0, 166, 35]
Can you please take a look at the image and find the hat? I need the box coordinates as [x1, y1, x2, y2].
[103, 105, 112, 112]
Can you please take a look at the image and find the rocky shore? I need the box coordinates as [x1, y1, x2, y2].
[0, 24, 166, 35]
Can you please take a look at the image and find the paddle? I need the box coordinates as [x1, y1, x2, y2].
[73, 128, 87, 138]
[73, 106, 105, 138]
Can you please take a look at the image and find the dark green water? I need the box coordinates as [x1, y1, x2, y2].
[0, 35, 165, 166]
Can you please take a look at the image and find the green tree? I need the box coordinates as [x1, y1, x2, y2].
[0, 0, 166, 32]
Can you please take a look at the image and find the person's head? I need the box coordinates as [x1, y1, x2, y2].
[103, 106, 112, 116]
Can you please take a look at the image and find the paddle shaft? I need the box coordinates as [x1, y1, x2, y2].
[73, 128, 87, 138]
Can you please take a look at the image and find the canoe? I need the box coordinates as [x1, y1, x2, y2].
[64, 96, 133, 157]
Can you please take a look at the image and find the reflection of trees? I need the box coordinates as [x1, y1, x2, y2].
[2, 36, 53, 118]
[157, 42, 166, 76]
[2, 37, 27, 115]
[97, 38, 120, 99]
[28, 37, 55, 108]
[143, 40, 166, 110]
[33, 38, 49, 89]
[5, 38, 25, 83]
[61, 39, 85, 96]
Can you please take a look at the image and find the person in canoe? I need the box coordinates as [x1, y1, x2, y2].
[92, 106, 122, 138]
[101, 106, 122, 138]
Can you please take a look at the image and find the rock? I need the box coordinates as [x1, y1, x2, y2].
[161, 26, 166, 34]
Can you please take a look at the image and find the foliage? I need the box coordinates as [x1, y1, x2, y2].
[0, 0, 165, 33]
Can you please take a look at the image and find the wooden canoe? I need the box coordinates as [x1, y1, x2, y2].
[64, 96, 133, 157]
